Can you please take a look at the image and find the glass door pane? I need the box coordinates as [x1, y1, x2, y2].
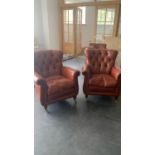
[63, 9, 75, 56]
[76, 8, 82, 56]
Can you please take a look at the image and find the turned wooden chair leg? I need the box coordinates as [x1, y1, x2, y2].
[114, 96, 119, 103]
[73, 96, 77, 104]
[85, 94, 88, 99]
[44, 105, 48, 112]
[115, 96, 119, 100]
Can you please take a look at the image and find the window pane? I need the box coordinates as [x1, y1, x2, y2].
[64, 24, 68, 33]
[97, 25, 105, 33]
[69, 33, 73, 42]
[64, 10, 68, 22]
[96, 8, 115, 38]
[105, 25, 113, 35]
[68, 10, 73, 24]
[64, 10, 73, 24]
[64, 32, 68, 42]
[69, 24, 73, 33]
[106, 21, 113, 25]
[96, 34, 103, 41]
[78, 7, 86, 24]
[98, 9, 106, 22]
[106, 8, 115, 22]
[97, 21, 106, 25]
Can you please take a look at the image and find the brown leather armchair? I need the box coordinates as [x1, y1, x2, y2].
[82, 48, 121, 99]
[34, 50, 80, 110]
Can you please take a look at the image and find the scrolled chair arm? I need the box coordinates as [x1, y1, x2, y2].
[34, 72, 48, 88]
[111, 66, 121, 81]
[62, 66, 80, 80]
[82, 65, 91, 77]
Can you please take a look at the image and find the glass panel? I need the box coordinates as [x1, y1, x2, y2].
[96, 34, 103, 41]
[106, 21, 114, 25]
[65, 0, 94, 4]
[97, 9, 106, 25]
[106, 8, 115, 22]
[96, 8, 115, 38]
[97, 9, 106, 22]
[64, 24, 68, 33]
[77, 11, 80, 24]
[63, 9, 74, 43]
[69, 24, 73, 33]
[97, 21, 105, 25]
[97, 25, 104, 33]
[78, 7, 86, 24]
[63, 9, 74, 56]
[64, 10, 68, 23]
[104, 25, 113, 35]
[69, 33, 73, 42]
[68, 10, 73, 24]
[64, 32, 68, 42]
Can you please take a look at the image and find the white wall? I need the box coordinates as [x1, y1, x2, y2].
[34, 0, 60, 49]
[46, 0, 60, 49]
[34, 0, 44, 48]
[81, 6, 96, 47]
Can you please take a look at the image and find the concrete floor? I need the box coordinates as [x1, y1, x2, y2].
[34, 56, 121, 155]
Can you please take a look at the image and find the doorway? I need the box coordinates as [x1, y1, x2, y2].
[62, 8, 82, 58]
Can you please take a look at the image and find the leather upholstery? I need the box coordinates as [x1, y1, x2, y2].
[34, 50, 80, 109]
[62, 66, 80, 80]
[89, 74, 117, 87]
[46, 75, 75, 95]
[34, 50, 62, 77]
[111, 66, 121, 80]
[89, 43, 107, 49]
[82, 48, 121, 98]
[85, 48, 118, 74]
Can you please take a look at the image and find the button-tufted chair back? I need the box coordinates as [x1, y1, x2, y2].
[34, 50, 63, 77]
[89, 43, 107, 49]
[85, 48, 118, 74]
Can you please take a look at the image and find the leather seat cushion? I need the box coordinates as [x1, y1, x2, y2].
[88, 86, 115, 92]
[48, 89, 75, 101]
[89, 74, 117, 87]
[46, 75, 75, 95]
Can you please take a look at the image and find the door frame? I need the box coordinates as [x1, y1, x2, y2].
[60, 1, 121, 50]
[75, 7, 82, 56]
[61, 7, 82, 57]
[62, 8, 75, 56]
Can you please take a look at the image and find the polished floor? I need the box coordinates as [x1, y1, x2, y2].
[34, 56, 121, 155]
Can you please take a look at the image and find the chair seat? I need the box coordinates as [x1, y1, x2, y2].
[89, 74, 117, 87]
[46, 75, 75, 95]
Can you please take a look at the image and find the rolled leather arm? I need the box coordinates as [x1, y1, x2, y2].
[111, 66, 121, 80]
[82, 65, 91, 76]
[34, 72, 48, 88]
[62, 66, 80, 80]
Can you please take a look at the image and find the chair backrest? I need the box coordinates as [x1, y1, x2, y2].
[85, 48, 118, 74]
[34, 50, 63, 77]
[89, 43, 107, 49]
